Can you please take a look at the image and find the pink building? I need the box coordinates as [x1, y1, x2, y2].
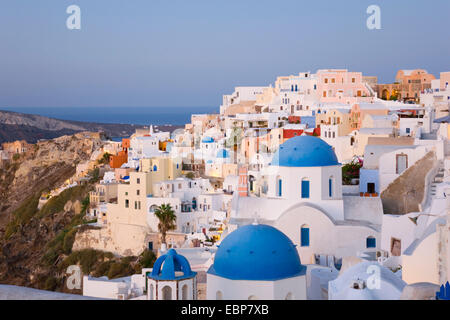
[316, 69, 375, 104]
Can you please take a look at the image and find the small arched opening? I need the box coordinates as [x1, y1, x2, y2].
[162, 285, 172, 300]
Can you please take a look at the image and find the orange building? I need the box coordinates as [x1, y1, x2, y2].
[377, 69, 435, 103]
[109, 138, 129, 169]
[2, 140, 31, 154]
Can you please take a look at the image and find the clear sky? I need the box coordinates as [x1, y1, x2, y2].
[0, 0, 449, 108]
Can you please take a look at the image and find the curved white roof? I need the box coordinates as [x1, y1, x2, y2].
[328, 261, 406, 300]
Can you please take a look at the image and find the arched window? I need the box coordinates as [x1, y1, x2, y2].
[162, 286, 172, 300]
[153, 165, 158, 172]
[329, 177, 333, 197]
[216, 291, 223, 300]
[285, 292, 293, 300]
[301, 179, 310, 199]
[248, 295, 258, 300]
[301, 225, 310, 247]
[277, 176, 282, 197]
[366, 236, 376, 248]
[182, 284, 189, 300]
[149, 205, 158, 213]
[149, 284, 154, 300]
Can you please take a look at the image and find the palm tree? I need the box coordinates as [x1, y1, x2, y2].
[153, 204, 177, 246]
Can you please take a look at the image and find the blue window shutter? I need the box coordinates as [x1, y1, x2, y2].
[301, 228, 310, 247]
[278, 179, 282, 197]
[366, 237, 376, 248]
[302, 180, 310, 198]
[153, 165, 157, 172]
[329, 179, 333, 197]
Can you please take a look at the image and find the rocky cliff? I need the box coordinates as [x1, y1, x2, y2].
[0, 110, 150, 143]
[0, 133, 103, 289]
[0, 132, 153, 293]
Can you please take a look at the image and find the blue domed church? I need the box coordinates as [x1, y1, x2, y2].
[207, 223, 307, 300]
[147, 249, 197, 300]
[231, 136, 381, 267]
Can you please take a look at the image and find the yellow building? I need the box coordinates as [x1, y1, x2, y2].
[103, 156, 183, 254]
[316, 108, 353, 136]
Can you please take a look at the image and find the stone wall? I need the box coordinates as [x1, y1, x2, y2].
[381, 151, 437, 215]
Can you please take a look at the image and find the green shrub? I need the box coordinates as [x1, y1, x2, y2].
[185, 172, 195, 179]
[139, 249, 156, 268]
[60, 251, 81, 270]
[79, 249, 101, 274]
[97, 153, 111, 164]
[5, 193, 40, 239]
[41, 248, 60, 267]
[44, 276, 58, 291]
[103, 251, 115, 260]
[62, 228, 78, 254]
[107, 262, 133, 279]
[38, 186, 87, 218]
[89, 168, 100, 183]
[342, 159, 363, 185]
[93, 261, 113, 278]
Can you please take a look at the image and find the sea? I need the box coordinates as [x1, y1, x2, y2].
[0, 106, 219, 126]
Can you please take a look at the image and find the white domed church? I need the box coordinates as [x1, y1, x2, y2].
[207, 223, 307, 300]
[230, 136, 382, 265]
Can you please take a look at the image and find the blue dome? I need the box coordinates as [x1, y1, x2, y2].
[149, 249, 196, 281]
[270, 135, 339, 167]
[202, 136, 214, 143]
[208, 224, 305, 281]
[216, 149, 230, 158]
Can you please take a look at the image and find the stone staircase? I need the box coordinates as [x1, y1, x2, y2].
[430, 167, 445, 197]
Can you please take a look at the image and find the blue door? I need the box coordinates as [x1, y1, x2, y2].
[301, 227, 310, 247]
[278, 179, 282, 197]
[301, 180, 310, 198]
[329, 179, 333, 197]
[366, 237, 376, 248]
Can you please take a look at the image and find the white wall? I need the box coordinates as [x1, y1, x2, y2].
[206, 274, 306, 300]
[83, 276, 129, 300]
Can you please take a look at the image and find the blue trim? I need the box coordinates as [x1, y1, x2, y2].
[436, 282, 450, 300]
[366, 237, 376, 248]
[301, 227, 310, 247]
[301, 180, 310, 199]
